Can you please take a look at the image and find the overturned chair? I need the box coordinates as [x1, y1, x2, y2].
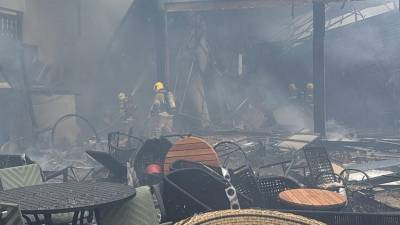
[162, 164, 253, 223]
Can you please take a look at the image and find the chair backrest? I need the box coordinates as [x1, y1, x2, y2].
[230, 166, 263, 207]
[163, 168, 229, 222]
[303, 147, 336, 185]
[133, 138, 172, 185]
[257, 176, 301, 208]
[101, 186, 159, 225]
[164, 137, 220, 173]
[0, 164, 43, 190]
[0, 154, 33, 169]
[108, 132, 143, 164]
[170, 160, 221, 174]
[213, 141, 250, 169]
[0, 202, 24, 225]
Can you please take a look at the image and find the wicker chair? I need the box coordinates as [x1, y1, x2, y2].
[175, 209, 326, 225]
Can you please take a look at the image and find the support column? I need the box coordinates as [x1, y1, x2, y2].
[313, 1, 326, 137]
[154, 6, 169, 83]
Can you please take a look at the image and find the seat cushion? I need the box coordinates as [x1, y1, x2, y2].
[0, 164, 43, 190]
[0, 202, 24, 225]
[101, 186, 159, 225]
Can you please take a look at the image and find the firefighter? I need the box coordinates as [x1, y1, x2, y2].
[305, 82, 314, 108]
[150, 81, 176, 138]
[288, 83, 299, 102]
[118, 92, 136, 121]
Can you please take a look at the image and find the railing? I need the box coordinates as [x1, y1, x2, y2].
[0, 8, 22, 40]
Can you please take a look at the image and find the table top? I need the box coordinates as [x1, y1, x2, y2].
[0, 182, 135, 214]
[164, 137, 220, 172]
[278, 188, 346, 210]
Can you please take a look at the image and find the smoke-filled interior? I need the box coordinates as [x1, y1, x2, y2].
[2, 0, 400, 223]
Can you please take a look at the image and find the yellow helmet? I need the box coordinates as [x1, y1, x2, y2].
[118, 92, 128, 101]
[306, 83, 314, 90]
[153, 81, 165, 92]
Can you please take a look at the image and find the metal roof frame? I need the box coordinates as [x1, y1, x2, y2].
[160, 0, 364, 12]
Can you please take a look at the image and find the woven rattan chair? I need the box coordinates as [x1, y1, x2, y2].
[174, 209, 326, 225]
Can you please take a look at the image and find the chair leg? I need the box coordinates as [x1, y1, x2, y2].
[22, 215, 35, 225]
[87, 210, 94, 223]
[94, 209, 102, 225]
[79, 210, 85, 225]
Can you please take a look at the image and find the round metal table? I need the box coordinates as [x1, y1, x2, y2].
[0, 181, 136, 225]
[279, 188, 347, 210]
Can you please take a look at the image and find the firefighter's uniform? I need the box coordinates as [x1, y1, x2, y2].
[150, 82, 176, 138]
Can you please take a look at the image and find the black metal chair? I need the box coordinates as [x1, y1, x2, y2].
[170, 159, 222, 174]
[162, 167, 253, 222]
[162, 168, 230, 222]
[133, 138, 172, 185]
[0, 154, 34, 169]
[303, 147, 340, 187]
[229, 165, 264, 208]
[339, 168, 374, 198]
[257, 176, 301, 209]
[213, 141, 250, 169]
[108, 132, 143, 165]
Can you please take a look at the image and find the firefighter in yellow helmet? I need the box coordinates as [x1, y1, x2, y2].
[150, 81, 176, 138]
